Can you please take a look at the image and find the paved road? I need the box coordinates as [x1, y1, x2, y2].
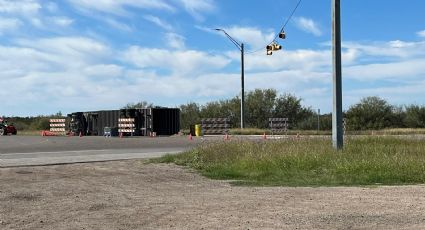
[3, 134, 422, 167]
[0, 136, 202, 167]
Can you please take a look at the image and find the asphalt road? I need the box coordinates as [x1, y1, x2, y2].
[3, 134, 422, 167]
[0, 136, 202, 167]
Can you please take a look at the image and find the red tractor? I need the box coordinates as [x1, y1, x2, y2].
[0, 118, 17, 136]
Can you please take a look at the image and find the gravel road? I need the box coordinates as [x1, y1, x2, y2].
[1, 160, 425, 229]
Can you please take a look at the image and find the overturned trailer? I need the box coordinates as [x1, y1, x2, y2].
[67, 108, 180, 136]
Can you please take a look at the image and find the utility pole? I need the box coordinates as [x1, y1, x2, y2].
[332, 0, 343, 149]
[215, 28, 245, 129]
[240, 43, 245, 129]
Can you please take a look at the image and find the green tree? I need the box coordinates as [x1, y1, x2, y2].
[28, 117, 50, 130]
[346, 96, 394, 130]
[122, 101, 153, 109]
[245, 89, 277, 128]
[404, 105, 425, 128]
[200, 98, 240, 128]
[274, 93, 313, 129]
[180, 102, 201, 129]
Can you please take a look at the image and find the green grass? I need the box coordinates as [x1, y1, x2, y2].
[349, 128, 425, 135]
[228, 128, 331, 135]
[14, 130, 41, 136]
[179, 128, 425, 136]
[151, 137, 425, 186]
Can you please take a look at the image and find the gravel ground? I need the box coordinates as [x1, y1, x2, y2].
[1, 160, 425, 229]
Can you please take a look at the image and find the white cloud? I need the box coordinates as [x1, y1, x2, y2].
[216, 26, 275, 50]
[123, 46, 230, 75]
[11, 36, 110, 70]
[294, 17, 322, 36]
[104, 18, 132, 32]
[30, 17, 43, 28]
[82, 64, 123, 78]
[344, 59, 425, 81]
[240, 49, 330, 72]
[67, 0, 175, 16]
[343, 40, 425, 59]
[0, 0, 41, 15]
[45, 2, 58, 13]
[165, 32, 186, 49]
[417, 30, 425, 38]
[143, 15, 173, 31]
[176, 0, 215, 21]
[345, 80, 425, 108]
[225, 46, 363, 72]
[0, 17, 22, 34]
[51, 17, 74, 27]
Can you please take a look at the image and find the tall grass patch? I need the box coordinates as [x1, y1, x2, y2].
[154, 137, 425, 186]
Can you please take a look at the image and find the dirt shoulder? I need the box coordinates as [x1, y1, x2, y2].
[1, 160, 425, 229]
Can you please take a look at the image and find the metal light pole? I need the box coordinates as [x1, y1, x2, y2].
[215, 28, 245, 129]
[332, 0, 343, 149]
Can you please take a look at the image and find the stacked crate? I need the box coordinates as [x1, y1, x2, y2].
[269, 118, 289, 135]
[201, 118, 231, 135]
[50, 119, 66, 135]
[118, 118, 135, 136]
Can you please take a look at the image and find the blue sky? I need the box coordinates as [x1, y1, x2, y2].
[1, 0, 425, 116]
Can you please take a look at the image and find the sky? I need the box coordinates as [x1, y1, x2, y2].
[1, 0, 425, 116]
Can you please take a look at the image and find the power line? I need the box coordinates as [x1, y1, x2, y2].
[246, 0, 302, 55]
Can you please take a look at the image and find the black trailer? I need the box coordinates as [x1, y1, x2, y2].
[67, 108, 180, 136]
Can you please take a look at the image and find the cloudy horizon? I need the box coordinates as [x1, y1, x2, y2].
[1, 0, 425, 116]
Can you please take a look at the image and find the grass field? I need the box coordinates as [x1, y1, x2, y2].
[153, 137, 425, 186]
[228, 128, 425, 136]
[16, 130, 42, 136]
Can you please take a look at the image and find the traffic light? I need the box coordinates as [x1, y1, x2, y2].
[266, 42, 283, 55]
[279, 31, 286, 39]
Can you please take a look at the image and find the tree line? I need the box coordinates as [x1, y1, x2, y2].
[3, 89, 425, 131]
[179, 89, 425, 131]
[180, 89, 314, 130]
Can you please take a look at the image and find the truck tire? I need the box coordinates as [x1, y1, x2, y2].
[0, 128, 5, 136]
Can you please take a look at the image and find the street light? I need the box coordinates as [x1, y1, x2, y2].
[215, 28, 245, 129]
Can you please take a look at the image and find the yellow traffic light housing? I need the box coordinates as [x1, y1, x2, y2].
[266, 41, 283, 55]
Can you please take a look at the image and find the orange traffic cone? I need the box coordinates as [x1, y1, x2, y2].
[188, 133, 193, 141]
[262, 132, 267, 140]
[224, 133, 230, 141]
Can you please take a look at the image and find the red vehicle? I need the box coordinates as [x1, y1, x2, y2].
[0, 118, 17, 136]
